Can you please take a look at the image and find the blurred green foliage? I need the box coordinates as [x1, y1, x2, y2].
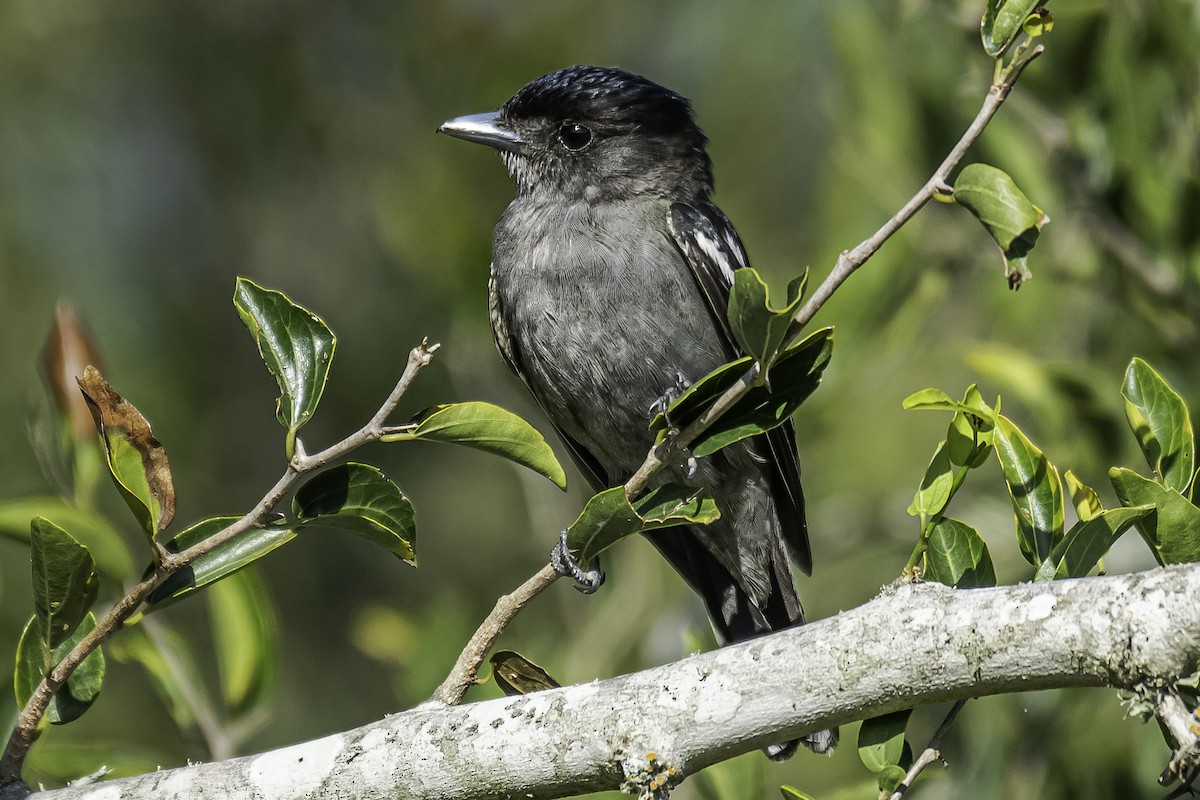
[0, 0, 1197, 797]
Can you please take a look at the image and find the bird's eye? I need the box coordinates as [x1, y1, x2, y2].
[558, 122, 593, 151]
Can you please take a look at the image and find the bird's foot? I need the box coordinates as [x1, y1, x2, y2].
[550, 530, 605, 594]
[647, 370, 692, 422]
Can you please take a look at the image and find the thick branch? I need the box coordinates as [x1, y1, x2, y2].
[33, 565, 1200, 800]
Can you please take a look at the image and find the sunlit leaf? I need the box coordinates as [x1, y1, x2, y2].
[727, 268, 807, 372]
[980, 0, 1042, 56]
[489, 650, 560, 696]
[1034, 505, 1154, 581]
[779, 787, 816, 800]
[30, 517, 99, 649]
[925, 518, 996, 588]
[385, 402, 567, 490]
[953, 163, 1049, 289]
[77, 366, 175, 540]
[234, 278, 336, 458]
[1121, 358, 1195, 496]
[209, 569, 278, 716]
[293, 463, 416, 564]
[1110, 467, 1200, 565]
[565, 484, 720, 564]
[15, 612, 105, 725]
[147, 516, 297, 608]
[994, 414, 1064, 566]
[908, 441, 954, 518]
[1064, 471, 1104, 522]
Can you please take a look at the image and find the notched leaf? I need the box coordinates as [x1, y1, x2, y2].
[77, 366, 175, 537]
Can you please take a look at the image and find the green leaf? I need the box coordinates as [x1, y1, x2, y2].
[15, 612, 105, 725]
[108, 626, 199, 730]
[727, 268, 807, 372]
[877, 765, 908, 795]
[994, 414, 1064, 566]
[858, 708, 912, 772]
[30, 517, 99, 649]
[925, 518, 997, 588]
[953, 163, 1049, 289]
[234, 278, 336, 458]
[77, 366, 175, 541]
[565, 484, 720, 564]
[293, 463, 416, 564]
[980, 0, 1042, 56]
[147, 516, 296, 608]
[779, 786, 816, 800]
[1022, 7, 1054, 37]
[1121, 358, 1195, 496]
[908, 442, 955, 518]
[489, 650, 560, 696]
[0, 498, 132, 580]
[1110, 467, 1200, 565]
[1034, 505, 1155, 581]
[209, 569, 278, 716]
[902, 385, 995, 422]
[386, 402, 567, 490]
[946, 386, 997, 468]
[1064, 470, 1105, 522]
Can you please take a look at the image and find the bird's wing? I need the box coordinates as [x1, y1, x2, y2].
[667, 202, 812, 575]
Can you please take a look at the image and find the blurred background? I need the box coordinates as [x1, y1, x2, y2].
[1, 0, 1197, 797]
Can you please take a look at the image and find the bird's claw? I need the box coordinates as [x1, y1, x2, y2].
[647, 370, 692, 422]
[551, 530, 605, 593]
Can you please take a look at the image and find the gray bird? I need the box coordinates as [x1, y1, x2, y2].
[440, 66, 833, 755]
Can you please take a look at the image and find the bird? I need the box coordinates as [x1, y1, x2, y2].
[439, 66, 834, 756]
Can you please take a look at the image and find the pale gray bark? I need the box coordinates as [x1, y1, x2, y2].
[35, 565, 1200, 800]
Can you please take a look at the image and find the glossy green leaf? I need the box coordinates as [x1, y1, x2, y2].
[650, 328, 833, 456]
[209, 569, 278, 716]
[1064, 471, 1104, 522]
[30, 517, 99, 649]
[77, 366, 175, 541]
[293, 463, 416, 564]
[994, 414, 1064, 566]
[727, 268, 807, 372]
[908, 441, 955, 518]
[1034, 505, 1154, 581]
[489, 650, 560, 696]
[234, 278, 336, 457]
[15, 612, 105, 725]
[147, 516, 297, 608]
[0, 498, 132, 580]
[566, 484, 720, 564]
[1122, 358, 1195, 495]
[953, 163, 1049, 289]
[858, 709, 912, 772]
[925, 518, 997, 588]
[946, 385, 996, 468]
[980, 0, 1041, 56]
[1110, 467, 1200, 565]
[385, 402, 566, 490]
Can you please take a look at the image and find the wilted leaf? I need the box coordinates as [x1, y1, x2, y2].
[1034, 505, 1154, 581]
[385, 402, 566, 490]
[1122, 358, 1195, 496]
[1110, 467, 1200, 565]
[209, 569, 278, 716]
[908, 441, 955, 518]
[77, 366, 175, 539]
[41, 302, 105, 439]
[147, 516, 297, 608]
[15, 612, 105, 725]
[565, 484, 720, 564]
[489, 650, 560, 696]
[234, 278, 336, 458]
[925, 518, 996, 588]
[294, 463, 416, 564]
[30, 517, 99, 649]
[980, 0, 1042, 56]
[0, 499, 132, 580]
[953, 163, 1048, 289]
[994, 414, 1064, 566]
[727, 268, 807, 372]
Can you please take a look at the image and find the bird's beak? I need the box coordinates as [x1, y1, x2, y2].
[437, 111, 525, 155]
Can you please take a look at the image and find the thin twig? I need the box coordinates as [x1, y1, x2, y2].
[437, 49, 1044, 707]
[426, 565, 560, 705]
[887, 700, 967, 799]
[0, 342, 439, 784]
